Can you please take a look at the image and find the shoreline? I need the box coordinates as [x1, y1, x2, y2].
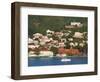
[28, 55, 87, 58]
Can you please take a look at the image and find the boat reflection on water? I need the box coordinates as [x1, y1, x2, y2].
[61, 58, 71, 62]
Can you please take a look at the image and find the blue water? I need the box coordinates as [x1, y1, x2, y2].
[28, 56, 87, 66]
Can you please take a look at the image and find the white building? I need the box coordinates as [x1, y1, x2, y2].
[71, 22, 83, 27]
[33, 33, 43, 39]
[28, 38, 34, 44]
[73, 32, 84, 38]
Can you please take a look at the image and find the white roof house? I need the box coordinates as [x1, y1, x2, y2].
[61, 38, 67, 43]
[71, 22, 83, 27]
[33, 33, 42, 36]
[46, 29, 54, 34]
[28, 38, 34, 43]
[59, 42, 65, 47]
[33, 40, 39, 45]
[33, 33, 43, 38]
[73, 32, 84, 38]
[46, 29, 54, 36]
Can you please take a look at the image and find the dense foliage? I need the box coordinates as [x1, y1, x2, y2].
[28, 15, 87, 37]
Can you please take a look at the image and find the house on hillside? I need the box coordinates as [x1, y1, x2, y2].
[71, 22, 83, 27]
[33, 33, 43, 39]
[65, 22, 83, 28]
[46, 29, 54, 36]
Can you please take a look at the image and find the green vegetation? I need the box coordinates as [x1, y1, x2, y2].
[28, 15, 87, 37]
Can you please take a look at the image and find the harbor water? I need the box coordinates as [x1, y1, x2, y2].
[28, 56, 87, 66]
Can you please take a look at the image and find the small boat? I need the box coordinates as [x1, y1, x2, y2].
[61, 58, 71, 62]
